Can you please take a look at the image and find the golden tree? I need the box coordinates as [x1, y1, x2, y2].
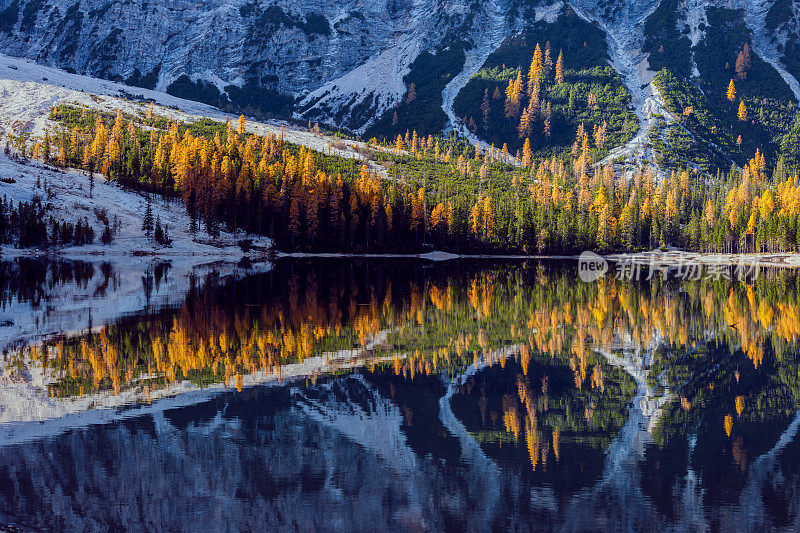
[727, 79, 736, 102]
[738, 101, 748, 122]
[554, 51, 564, 83]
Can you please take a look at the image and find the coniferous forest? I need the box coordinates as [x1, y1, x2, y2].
[14, 100, 799, 255]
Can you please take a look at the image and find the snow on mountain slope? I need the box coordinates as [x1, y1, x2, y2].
[0, 0, 537, 133]
[0, 53, 380, 164]
[0, 0, 393, 96]
[297, 0, 540, 134]
[1, 0, 798, 163]
[0, 151, 272, 257]
[296, 0, 437, 134]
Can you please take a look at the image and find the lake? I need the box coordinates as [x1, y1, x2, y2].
[0, 257, 798, 531]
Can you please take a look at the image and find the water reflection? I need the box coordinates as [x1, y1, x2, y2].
[1, 258, 800, 530]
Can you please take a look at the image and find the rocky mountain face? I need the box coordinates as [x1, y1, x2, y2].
[0, 0, 798, 163]
[0, 0, 529, 131]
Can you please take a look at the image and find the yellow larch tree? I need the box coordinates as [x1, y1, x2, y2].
[727, 79, 736, 102]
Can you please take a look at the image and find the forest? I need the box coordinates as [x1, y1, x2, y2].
[6, 98, 794, 256]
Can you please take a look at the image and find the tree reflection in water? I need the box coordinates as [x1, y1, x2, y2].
[1, 258, 800, 530]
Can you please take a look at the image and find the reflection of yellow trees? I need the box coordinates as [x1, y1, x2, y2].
[39, 269, 442, 397]
[428, 284, 452, 311]
[469, 276, 495, 319]
[26, 266, 800, 400]
[552, 429, 561, 462]
[591, 365, 605, 392]
[503, 394, 522, 441]
[520, 344, 530, 375]
[735, 395, 745, 417]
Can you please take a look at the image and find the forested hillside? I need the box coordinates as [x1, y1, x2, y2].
[2, 0, 800, 255]
[2, 97, 796, 256]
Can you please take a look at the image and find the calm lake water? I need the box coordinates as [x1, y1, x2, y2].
[1, 258, 800, 531]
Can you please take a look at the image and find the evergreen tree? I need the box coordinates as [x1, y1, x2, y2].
[142, 197, 154, 238]
[481, 89, 491, 131]
[101, 223, 113, 244]
[735, 43, 751, 79]
[154, 215, 164, 244]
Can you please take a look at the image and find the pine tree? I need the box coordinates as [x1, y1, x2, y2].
[555, 51, 564, 84]
[42, 131, 51, 163]
[237, 114, 246, 135]
[521, 138, 532, 168]
[406, 82, 417, 103]
[154, 215, 164, 243]
[504, 72, 524, 119]
[527, 44, 543, 97]
[288, 182, 303, 244]
[738, 101, 748, 121]
[727, 79, 737, 102]
[594, 121, 607, 151]
[504, 78, 516, 119]
[481, 88, 491, 131]
[142, 197, 154, 238]
[543, 41, 553, 77]
[101, 223, 113, 244]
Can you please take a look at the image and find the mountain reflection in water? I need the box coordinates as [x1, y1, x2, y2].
[1, 258, 800, 531]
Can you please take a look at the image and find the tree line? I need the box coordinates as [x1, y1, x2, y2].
[31, 103, 800, 254]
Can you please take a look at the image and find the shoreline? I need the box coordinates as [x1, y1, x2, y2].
[5, 247, 800, 268]
[275, 250, 800, 267]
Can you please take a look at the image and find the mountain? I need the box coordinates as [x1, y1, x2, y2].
[0, 0, 798, 170]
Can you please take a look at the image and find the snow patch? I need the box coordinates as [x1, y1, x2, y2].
[0, 53, 384, 171]
[0, 153, 272, 258]
[297, 0, 439, 134]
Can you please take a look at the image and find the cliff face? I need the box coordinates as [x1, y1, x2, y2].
[0, 0, 519, 130]
[0, 0, 393, 93]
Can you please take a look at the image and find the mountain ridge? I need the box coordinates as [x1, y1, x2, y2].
[0, 0, 799, 169]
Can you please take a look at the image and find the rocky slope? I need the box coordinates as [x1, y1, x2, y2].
[0, 0, 797, 161]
